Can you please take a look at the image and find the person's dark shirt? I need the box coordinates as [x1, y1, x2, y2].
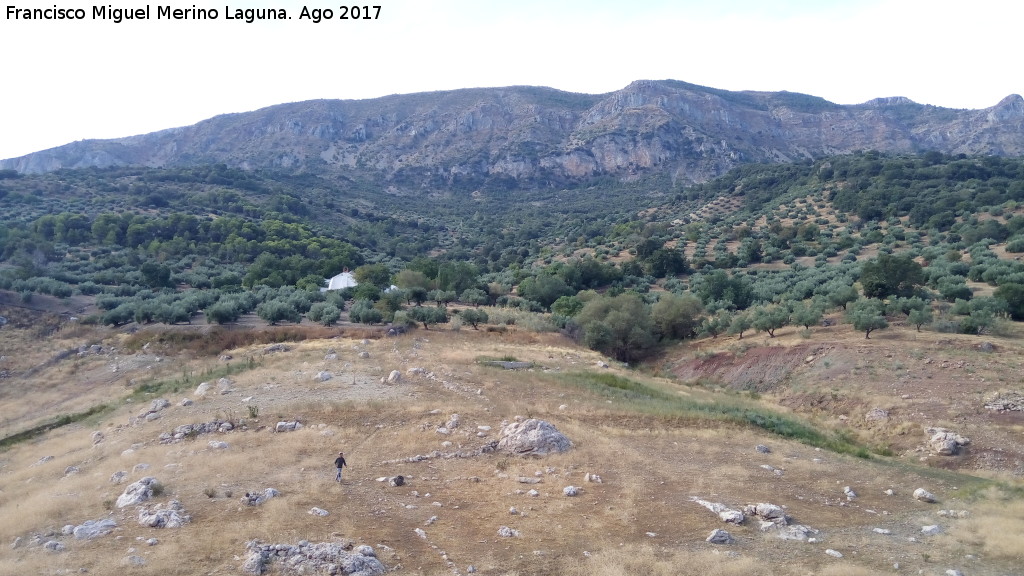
[335, 456, 347, 468]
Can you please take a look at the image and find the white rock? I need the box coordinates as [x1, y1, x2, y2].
[116, 477, 158, 508]
[497, 526, 520, 538]
[73, 518, 117, 540]
[387, 370, 402, 384]
[308, 507, 329, 517]
[873, 528, 892, 535]
[194, 382, 211, 397]
[921, 525, 942, 535]
[208, 441, 229, 449]
[825, 549, 843, 558]
[914, 488, 937, 503]
[563, 486, 581, 497]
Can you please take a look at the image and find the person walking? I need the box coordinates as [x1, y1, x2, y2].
[334, 451, 347, 482]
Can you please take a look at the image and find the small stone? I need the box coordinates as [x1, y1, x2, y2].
[755, 444, 771, 454]
[825, 549, 843, 558]
[563, 486, 580, 497]
[914, 488, 937, 503]
[922, 525, 942, 535]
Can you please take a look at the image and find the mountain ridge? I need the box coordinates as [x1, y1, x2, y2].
[4, 79, 1024, 187]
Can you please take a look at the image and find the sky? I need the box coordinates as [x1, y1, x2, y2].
[1, 0, 1022, 160]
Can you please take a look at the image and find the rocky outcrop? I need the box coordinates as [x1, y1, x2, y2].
[5, 81, 1023, 189]
[242, 540, 385, 575]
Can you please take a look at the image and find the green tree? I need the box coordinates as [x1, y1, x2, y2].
[994, 283, 1024, 320]
[827, 284, 860, 310]
[460, 288, 488, 307]
[349, 299, 383, 325]
[354, 263, 392, 288]
[700, 309, 732, 339]
[575, 293, 655, 363]
[256, 300, 301, 325]
[517, 274, 572, 310]
[848, 299, 888, 339]
[551, 295, 584, 318]
[727, 313, 752, 339]
[407, 305, 449, 329]
[860, 254, 924, 299]
[651, 293, 704, 340]
[460, 308, 488, 329]
[790, 301, 823, 330]
[752, 305, 790, 338]
[907, 307, 933, 332]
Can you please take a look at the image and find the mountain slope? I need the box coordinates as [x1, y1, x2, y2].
[3, 80, 1024, 187]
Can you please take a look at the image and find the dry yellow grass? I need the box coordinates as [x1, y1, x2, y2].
[2, 328, 1024, 576]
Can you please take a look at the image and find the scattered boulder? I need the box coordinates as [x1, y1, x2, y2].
[91, 431, 105, 445]
[138, 500, 190, 528]
[308, 507, 329, 517]
[775, 524, 819, 541]
[927, 427, 970, 456]
[563, 486, 580, 497]
[72, 518, 117, 540]
[755, 444, 771, 454]
[389, 475, 405, 487]
[446, 414, 461, 429]
[706, 529, 734, 544]
[358, 351, 370, 359]
[208, 440, 229, 449]
[865, 408, 889, 421]
[241, 488, 280, 506]
[116, 477, 159, 508]
[217, 378, 233, 394]
[844, 486, 857, 501]
[497, 526, 520, 538]
[64, 465, 80, 476]
[743, 503, 788, 525]
[180, 398, 193, 407]
[33, 455, 54, 466]
[386, 370, 402, 384]
[314, 371, 333, 382]
[275, 421, 303, 433]
[825, 549, 844, 558]
[914, 488, 938, 503]
[978, 341, 995, 352]
[921, 525, 942, 535]
[194, 382, 211, 397]
[44, 540, 65, 552]
[584, 472, 603, 483]
[149, 398, 171, 412]
[937, 509, 969, 518]
[496, 419, 572, 456]
[324, 352, 338, 361]
[692, 498, 745, 524]
[263, 343, 289, 354]
[110, 471, 128, 484]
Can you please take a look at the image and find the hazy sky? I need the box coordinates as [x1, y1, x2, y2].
[1, 0, 1021, 160]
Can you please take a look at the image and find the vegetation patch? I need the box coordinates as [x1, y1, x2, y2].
[558, 372, 874, 456]
[0, 404, 113, 451]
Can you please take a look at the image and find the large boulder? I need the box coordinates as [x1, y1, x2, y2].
[496, 419, 572, 456]
[116, 477, 159, 508]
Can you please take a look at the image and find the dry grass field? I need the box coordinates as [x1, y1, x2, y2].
[2, 312, 1023, 576]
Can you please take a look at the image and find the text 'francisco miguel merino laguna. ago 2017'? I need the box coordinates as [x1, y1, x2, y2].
[4, 5, 382, 24]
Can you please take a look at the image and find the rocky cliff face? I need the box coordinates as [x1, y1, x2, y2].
[4, 80, 1024, 186]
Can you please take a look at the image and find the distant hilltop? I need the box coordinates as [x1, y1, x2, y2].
[4, 80, 1023, 188]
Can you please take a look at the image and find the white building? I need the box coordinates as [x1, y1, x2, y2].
[322, 271, 357, 292]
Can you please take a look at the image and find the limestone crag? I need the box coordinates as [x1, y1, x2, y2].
[6, 81, 1023, 189]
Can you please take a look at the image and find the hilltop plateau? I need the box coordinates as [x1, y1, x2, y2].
[1, 309, 1023, 575]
